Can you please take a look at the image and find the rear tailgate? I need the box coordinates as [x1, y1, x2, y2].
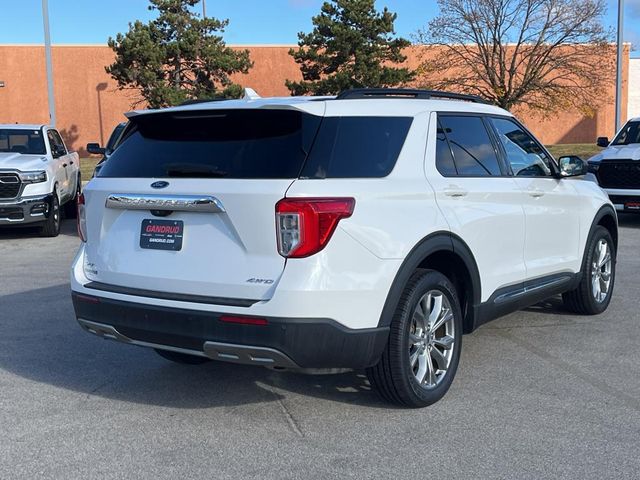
[81, 106, 323, 303]
[83, 178, 292, 301]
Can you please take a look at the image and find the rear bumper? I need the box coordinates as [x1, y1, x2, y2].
[71, 292, 389, 369]
[603, 188, 640, 212]
[0, 193, 53, 225]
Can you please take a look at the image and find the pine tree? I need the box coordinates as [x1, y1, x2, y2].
[286, 0, 414, 96]
[106, 0, 252, 108]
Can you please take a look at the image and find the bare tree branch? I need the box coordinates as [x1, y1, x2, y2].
[414, 0, 615, 113]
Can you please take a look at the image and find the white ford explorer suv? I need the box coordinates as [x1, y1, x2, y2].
[70, 89, 617, 407]
[0, 124, 81, 236]
[587, 117, 640, 212]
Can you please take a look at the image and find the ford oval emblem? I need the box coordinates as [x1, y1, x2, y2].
[151, 181, 169, 189]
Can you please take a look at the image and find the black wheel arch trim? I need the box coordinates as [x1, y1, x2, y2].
[377, 231, 482, 331]
[587, 204, 618, 256]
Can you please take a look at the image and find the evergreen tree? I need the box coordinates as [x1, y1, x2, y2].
[286, 0, 414, 96]
[107, 0, 252, 108]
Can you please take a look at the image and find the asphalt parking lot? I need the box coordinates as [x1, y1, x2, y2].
[1, 216, 639, 480]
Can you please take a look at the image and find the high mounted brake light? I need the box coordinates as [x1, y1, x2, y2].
[275, 198, 355, 258]
[77, 193, 87, 242]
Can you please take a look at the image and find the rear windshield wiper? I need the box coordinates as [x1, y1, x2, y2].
[166, 165, 229, 178]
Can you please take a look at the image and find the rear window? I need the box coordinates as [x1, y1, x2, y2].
[99, 110, 322, 179]
[612, 121, 640, 146]
[300, 117, 412, 178]
[0, 129, 46, 155]
[98, 111, 412, 179]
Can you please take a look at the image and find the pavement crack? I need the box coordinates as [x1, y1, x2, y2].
[265, 386, 304, 438]
[496, 328, 640, 413]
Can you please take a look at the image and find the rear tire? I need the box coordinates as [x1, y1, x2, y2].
[366, 269, 463, 408]
[39, 191, 60, 237]
[563, 226, 615, 315]
[154, 349, 210, 365]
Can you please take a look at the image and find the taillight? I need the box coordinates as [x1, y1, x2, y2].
[77, 193, 87, 242]
[275, 197, 355, 258]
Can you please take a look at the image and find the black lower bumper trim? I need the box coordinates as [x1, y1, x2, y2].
[72, 292, 389, 369]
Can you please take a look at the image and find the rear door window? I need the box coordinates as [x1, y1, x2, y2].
[99, 110, 322, 179]
[437, 115, 502, 176]
[300, 116, 413, 178]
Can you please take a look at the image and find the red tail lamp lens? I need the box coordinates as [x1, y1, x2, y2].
[275, 197, 355, 258]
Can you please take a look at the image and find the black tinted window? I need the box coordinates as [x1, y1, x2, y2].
[48, 130, 67, 155]
[99, 110, 321, 178]
[438, 116, 501, 176]
[300, 116, 412, 178]
[0, 129, 46, 155]
[435, 119, 457, 176]
[612, 121, 640, 145]
[490, 117, 554, 177]
[106, 123, 127, 152]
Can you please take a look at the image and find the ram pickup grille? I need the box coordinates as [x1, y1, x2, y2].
[597, 160, 640, 189]
[0, 174, 21, 199]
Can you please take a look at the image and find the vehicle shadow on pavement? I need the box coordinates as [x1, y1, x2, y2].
[0, 219, 78, 239]
[0, 283, 389, 409]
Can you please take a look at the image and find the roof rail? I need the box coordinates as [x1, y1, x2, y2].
[335, 88, 489, 104]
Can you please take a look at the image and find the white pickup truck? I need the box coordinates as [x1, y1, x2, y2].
[0, 124, 80, 236]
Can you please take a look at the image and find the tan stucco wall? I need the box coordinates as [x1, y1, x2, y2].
[0, 45, 629, 153]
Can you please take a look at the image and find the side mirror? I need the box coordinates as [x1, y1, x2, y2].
[558, 155, 588, 177]
[86, 142, 106, 155]
[596, 137, 609, 148]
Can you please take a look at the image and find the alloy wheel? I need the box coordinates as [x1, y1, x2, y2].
[408, 290, 456, 388]
[591, 238, 612, 303]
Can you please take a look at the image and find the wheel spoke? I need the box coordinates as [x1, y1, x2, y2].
[432, 309, 452, 333]
[430, 347, 448, 371]
[597, 241, 607, 266]
[599, 277, 608, 294]
[592, 275, 601, 299]
[428, 294, 443, 326]
[599, 253, 611, 269]
[409, 333, 422, 347]
[409, 349, 420, 368]
[416, 353, 428, 384]
[420, 293, 431, 321]
[433, 335, 454, 350]
[425, 353, 437, 386]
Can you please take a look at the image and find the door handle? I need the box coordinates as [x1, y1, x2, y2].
[444, 186, 468, 198]
[528, 188, 545, 198]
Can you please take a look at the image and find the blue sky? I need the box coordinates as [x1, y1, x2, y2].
[0, 0, 638, 57]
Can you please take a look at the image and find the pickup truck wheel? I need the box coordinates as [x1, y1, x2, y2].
[563, 226, 615, 315]
[366, 269, 463, 408]
[154, 349, 210, 365]
[64, 174, 81, 219]
[39, 192, 60, 237]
